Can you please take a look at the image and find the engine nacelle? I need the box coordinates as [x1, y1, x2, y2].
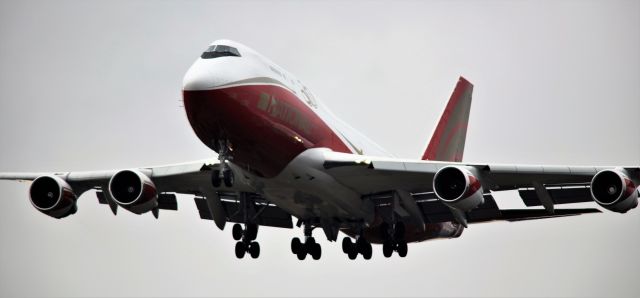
[590, 168, 638, 213]
[108, 170, 158, 214]
[433, 166, 484, 211]
[29, 175, 78, 219]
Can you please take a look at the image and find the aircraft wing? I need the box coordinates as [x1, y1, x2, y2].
[323, 150, 635, 192]
[322, 150, 639, 222]
[0, 159, 232, 196]
[0, 159, 293, 230]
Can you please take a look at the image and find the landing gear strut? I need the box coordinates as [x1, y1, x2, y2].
[233, 223, 260, 259]
[290, 223, 322, 260]
[381, 221, 408, 258]
[231, 193, 260, 259]
[211, 139, 234, 188]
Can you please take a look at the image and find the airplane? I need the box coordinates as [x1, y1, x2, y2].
[1, 39, 638, 261]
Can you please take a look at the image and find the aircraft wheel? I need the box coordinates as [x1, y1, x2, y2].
[347, 248, 358, 260]
[235, 242, 246, 259]
[211, 170, 221, 188]
[232, 223, 243, 241]
[311, 243, 322, 260]
[296, 247, 307, 260]
[223, 169, 234, 187]
[356, 237, 368, 253]
[397, 241, 408, 258]
[249, 242, 260, 259]
[341, 237, 352, 254]
[245, 223, 258, 241]
[291, 237, 302, 255]
[382, 240, 394, 258]
[362, 242, 372, 260]
[305, 236, 316, 250]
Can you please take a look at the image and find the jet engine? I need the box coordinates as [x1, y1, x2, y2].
[433, 166, 484, 211]
[29, 175, 78, 218]
[590, 169, 638, 213]
[108, 170, 158, 214]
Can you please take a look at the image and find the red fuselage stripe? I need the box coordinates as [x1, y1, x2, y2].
[183, 84, 352, 177]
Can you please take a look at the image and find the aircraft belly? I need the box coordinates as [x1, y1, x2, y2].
[257, 148, 374, 222]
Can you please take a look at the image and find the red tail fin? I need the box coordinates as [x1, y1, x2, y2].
[422, 77, 474, 162]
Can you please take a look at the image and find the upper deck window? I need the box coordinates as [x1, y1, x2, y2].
[201, 45, 241, 59]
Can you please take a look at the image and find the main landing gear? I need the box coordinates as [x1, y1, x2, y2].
[290, 224, 322, 260]
[381, 222, 408, 258]
[233, 223, 260, 259]
[211, 139, 234, 188]
[341, 235, 372, 260]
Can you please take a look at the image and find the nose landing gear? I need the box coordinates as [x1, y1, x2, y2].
[211, 139, 234, 188]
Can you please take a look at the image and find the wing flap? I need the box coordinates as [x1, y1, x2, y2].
[96, 191, 178, 211]
[519, 184, 593, 207]
[476, 208, 602, 223]
[193, 192, 293, 229]
[415, 192, 501, 223]
[412, 191, 601, 224]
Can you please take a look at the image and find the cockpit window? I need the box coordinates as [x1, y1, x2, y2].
[201, 45, 241, 59]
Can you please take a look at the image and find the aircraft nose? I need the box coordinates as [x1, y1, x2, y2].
[182, 60, 217, 91]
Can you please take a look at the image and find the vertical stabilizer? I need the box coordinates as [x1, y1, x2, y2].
[422, 77, 474, 162]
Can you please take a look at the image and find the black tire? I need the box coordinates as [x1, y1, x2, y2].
[383, 240, 394, 258]
[397, 241, 408, 258]
[305, 237, 316, 250]
[223, 169, 234, 187]
[347, 249, 358, 260]
[245, 224, 258, 241]
[211, 170, 221, 188]
[291, 237, 302, 255]
[341, 237, 352, 254]
[394, 222, 405, 241]
[232, 224, 243, 241]
[311, 243, 321, 260]
[362, 242, 372, 260]
[296, 248, 307, 260]
[249, 242, 260, 259]
[235, 242, 246, 259]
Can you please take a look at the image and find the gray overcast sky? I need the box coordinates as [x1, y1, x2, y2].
[1, 0, 639, 297]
